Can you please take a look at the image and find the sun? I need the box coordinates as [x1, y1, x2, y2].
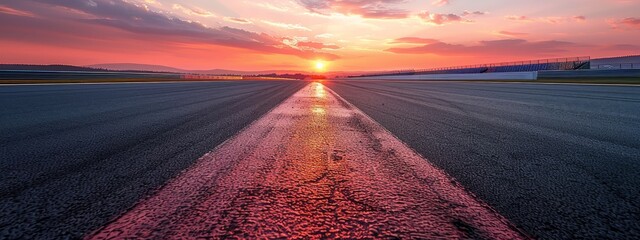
[314, 60, 326, 72]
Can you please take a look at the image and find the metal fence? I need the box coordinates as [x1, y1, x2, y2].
[418, 56, 590, 72]
[357, 56, 591, 77]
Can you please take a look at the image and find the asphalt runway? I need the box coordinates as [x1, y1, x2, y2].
[89, 83, 525, 239]
[326, 80, 640, 239]
[0, 81, 305, 239]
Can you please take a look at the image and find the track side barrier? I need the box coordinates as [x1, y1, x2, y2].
[346, 71, 538, 81]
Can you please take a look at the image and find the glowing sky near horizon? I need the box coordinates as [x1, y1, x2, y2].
[0, 0, 639, 71]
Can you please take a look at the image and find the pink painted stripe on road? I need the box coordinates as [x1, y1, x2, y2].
[89, 82, 527, 239]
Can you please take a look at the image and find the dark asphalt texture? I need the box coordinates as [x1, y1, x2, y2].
[89, 83, 526, 239]
[326, 80, 640, 239]
[0, 81, 305, 239]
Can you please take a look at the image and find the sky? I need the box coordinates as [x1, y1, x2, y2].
[0, 0, 639, 71]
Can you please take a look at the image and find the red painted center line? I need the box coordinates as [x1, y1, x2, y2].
[89, 82, 527, 239]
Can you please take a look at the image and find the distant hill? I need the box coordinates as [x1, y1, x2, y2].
[0, 64, 170, 73]
[86, 63, 183, 73]
[87, 63, 310, 75]
[0, 63, 378, 77]
[87, 63, 372, 77]
[0, 64, 108, 72]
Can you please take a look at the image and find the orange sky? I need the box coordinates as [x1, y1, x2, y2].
[0, 0, 639, 72]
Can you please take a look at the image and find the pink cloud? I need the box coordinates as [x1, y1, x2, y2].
[506, 15, 531, 21]
[498, 31, 528, 37]
[0, 5, 35, 17]
[609, 17, 640, 30]
[600, 44, 640, 51]
[506, 15, 587, 24]
[172, 4, 216, 17]
[432, 0, 450, 6]
[419, 12, 468, 25]
[296, 41, 341, 50]
[297, 0, 409, 19]
[224, 17, 252, 24]
[391, 37, 441, 44]
[386, 39, 581, 56]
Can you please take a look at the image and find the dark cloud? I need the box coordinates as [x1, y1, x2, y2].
[462, 11, 485, 16]
[0, 0, 339, 60]
[297, 0, 409, 19]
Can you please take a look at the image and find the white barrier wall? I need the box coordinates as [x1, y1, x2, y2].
[591, 56, 640, 69]
[348, 71, 538, 81]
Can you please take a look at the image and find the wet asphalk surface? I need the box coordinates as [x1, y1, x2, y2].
[90, 82, 527, 239]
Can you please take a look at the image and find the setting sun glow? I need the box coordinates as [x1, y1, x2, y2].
[314, 61, 326, 72]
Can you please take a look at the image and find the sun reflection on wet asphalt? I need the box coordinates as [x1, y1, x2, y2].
[312, 106, 326, 114]
[311, 82, 327, 115]
[313, 82, 326, 99]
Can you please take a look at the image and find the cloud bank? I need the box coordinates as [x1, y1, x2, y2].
[0, 0, 339, 60]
